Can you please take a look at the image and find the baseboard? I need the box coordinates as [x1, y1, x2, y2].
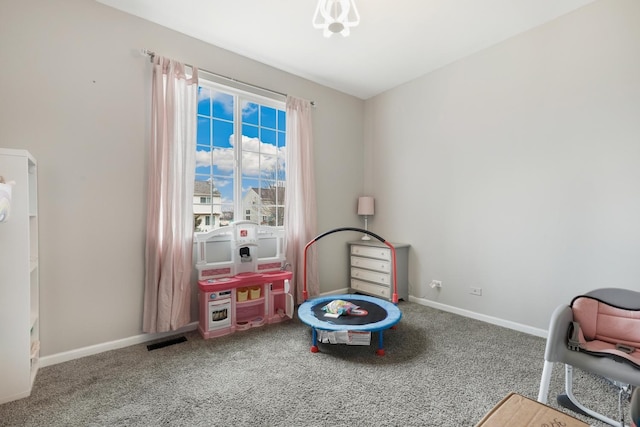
[41, 289, 348, 368]
[320, 290, 547, 338]
[41, 296, 546, 368]
[319, 287, 350, 296]
[319, 290, 547, 338]
[40, 322, 198, 368]
[408, 296, 548, 338]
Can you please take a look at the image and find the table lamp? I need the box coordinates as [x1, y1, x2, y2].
[357, 196, 374, 240]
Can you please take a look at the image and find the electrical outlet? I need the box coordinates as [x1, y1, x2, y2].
[430, 280, 442, 289]
[470, 287, 482, 296]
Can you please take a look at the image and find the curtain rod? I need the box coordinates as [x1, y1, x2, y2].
[140, 49, 315, 106]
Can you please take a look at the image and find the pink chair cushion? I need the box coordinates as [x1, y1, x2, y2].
[572, 296, 640, 348]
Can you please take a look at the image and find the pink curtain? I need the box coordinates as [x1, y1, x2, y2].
[143, 56, 198, 333]
[284, 96, 318, 303]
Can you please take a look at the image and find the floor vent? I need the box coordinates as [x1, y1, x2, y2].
[147, 335, 187, 351]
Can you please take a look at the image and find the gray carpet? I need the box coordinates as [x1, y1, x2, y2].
[0, 301, 632, 426]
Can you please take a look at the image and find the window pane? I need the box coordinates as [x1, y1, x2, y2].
[213, 170, 233, 226]
[277, 152, 286, 182]
[261, 128, 276, 145]
[243, 101, 258, 125]
[277, 130, 286, 148]
[261, 106, 276, 129]
[197, 118, 211, 146]
[198, 87, 211, 116]
[278, 110, 286, 131]
[241, 151, 260, 180]
[221, 202, 233, 226]
[195, 148, 212, 175]
[243, 124, 258, 140]
[213, 119, 233, 148]
[213, 92, 234, 120]
[241, 177, 260, 223]
[261, 154, 279, 181]
[194, 178, 213, 232]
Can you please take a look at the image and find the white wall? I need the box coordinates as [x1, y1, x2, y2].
[365, 0, 640, 330]
[0, 0, 364, 356]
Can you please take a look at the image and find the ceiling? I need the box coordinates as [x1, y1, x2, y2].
[97, 0, 597, 100]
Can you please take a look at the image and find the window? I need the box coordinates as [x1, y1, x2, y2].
[195, 79, 286, 232]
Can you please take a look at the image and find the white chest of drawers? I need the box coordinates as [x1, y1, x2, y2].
[348, 241, 409, 301]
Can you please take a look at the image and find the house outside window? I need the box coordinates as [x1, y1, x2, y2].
[195, 78, 286, 231]
[193, 181, 221, 232]
[241, 187, 285, 225]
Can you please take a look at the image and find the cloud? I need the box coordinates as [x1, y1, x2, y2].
[195, 150, 213, 168]
[195, 135, 285, 177]
[242, 102, 258, 119]
[214, 177, 231, 189]
[197, 89, 233, 116]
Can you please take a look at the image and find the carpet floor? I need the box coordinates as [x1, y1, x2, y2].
[0, 301, 632, 426]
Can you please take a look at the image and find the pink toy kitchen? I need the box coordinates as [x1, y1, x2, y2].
[194, 221, 294, 339]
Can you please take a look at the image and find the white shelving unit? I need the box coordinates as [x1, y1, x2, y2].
[0, 148, 39, 404]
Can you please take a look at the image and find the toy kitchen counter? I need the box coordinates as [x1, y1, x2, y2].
[194, 222, 294, 339]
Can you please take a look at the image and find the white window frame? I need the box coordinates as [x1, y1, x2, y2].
[196, 75, 287, 230]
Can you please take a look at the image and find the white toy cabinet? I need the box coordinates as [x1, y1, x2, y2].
[0, 148, 39, 404]
[348, 240, 409, 301]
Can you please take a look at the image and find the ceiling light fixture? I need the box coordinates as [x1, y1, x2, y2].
[312, 0, 360, 38]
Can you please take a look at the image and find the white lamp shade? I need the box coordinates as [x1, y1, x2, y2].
[357, 196, 374, 216]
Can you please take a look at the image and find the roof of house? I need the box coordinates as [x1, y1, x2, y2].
[194, 180, 221, 196]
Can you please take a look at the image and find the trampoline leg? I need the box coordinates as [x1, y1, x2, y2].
[376, 331, 385, 356]
[311, 328, 319, 353]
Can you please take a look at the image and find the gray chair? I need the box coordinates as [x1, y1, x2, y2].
[538, 288, 640, 427]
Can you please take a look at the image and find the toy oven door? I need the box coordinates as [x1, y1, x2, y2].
[208, 297, 231, 330]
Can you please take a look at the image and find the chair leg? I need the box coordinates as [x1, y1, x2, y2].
[559, 364, 626, 427]
[619, 385, 629, 427]
[610, 380, 633, 427]
[538, 360, 554, 403]
[631, 387, 640, 427]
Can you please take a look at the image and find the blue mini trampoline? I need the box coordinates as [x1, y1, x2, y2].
[297, 227, 402, 356]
